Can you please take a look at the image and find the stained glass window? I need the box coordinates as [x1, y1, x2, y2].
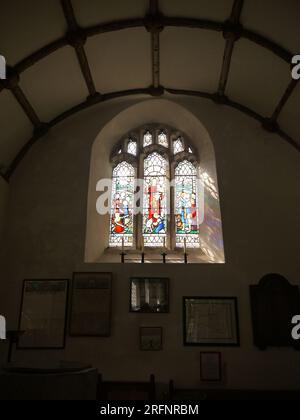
[109, 128, 201, 253]
[173, 138, 184, 154]
[143, 131, 152, 147]
[109, 161, 135, 247]
[175, 161, 200, 248]
[143, 152, 168, 247]
[127, 140, 137, 156]
[158, 131, 168, 148]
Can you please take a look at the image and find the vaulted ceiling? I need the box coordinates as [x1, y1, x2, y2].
[0, 0, 299, 181]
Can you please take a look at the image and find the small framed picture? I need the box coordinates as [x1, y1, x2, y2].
[200, 352, 222, 382]
[130, 278, 169, 313]
[140, 327, 163, 351]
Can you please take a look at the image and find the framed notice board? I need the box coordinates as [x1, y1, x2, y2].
[69, 272, 112, 337]
[18, 279, 69, 349]
[183, 297, 240, 346]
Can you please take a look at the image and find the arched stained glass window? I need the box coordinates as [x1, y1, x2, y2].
[173, 137, 184, 154]
[109, 126, 201, 252]
[127, 140, 137, 156]
[109, 161, 135, 248]
[175, 160, 200, 248]
[158, 131, 168, 148]
[143, 152, 168, 247]
[143, 131, 152, 147]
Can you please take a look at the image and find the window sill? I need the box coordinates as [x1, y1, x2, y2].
[97, 247, 220, 264]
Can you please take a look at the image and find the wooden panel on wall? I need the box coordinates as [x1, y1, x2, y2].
[250, 274, 300, 350]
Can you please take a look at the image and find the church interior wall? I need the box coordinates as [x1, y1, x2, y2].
[1, 96, 300, 391]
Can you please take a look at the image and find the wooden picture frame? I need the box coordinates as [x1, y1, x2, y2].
[130, 278, 169, 313]
[200, 352, 222, 382]
[140, 327, 163, 351]
[18, 279, 69, 349]
[183, 297, 240, 346]
[69, 272, 112, 337]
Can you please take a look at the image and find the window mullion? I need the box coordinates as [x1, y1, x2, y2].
[170, 161, 175, 251]
[136, 146, 144, 251]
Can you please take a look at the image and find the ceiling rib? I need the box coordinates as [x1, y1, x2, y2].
[85, 19, 145, 38]
[15, 39, 68, 75]
[149, 0, 159, 16]
[12, 85, 41, 127]
[150, 0, 160, 90]
[151, 30, 160, 89]
[270, 79, 298, 123]
[146, 0, 164, 94]
[4, 85, 299, 181]
[218, 0, 244, 96]
[60, 0, 98, 98]
[0, 68, 42, 129]
[166, 87, 264, 122]
[241, 29, 292, 63]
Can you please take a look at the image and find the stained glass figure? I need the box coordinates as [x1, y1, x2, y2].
[175, 160, 200, 248]
[143, 131, 153, 147]
[109, 161, 135, 247]
[158, 131, 168, 148]
[127, 140, 137, 156]
[143, 152, 168, 247]
[173, 137, 184, 154]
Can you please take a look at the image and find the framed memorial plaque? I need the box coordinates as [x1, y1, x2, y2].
[183, 297, 240, 346]
[69, 272, 112, 337]
[200, 352, 222, 382]
[18, 279, 69, 349]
